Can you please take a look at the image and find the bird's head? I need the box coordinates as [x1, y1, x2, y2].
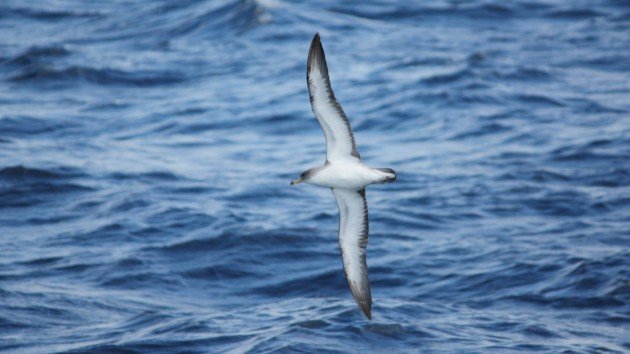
[290, 168, 316, 186]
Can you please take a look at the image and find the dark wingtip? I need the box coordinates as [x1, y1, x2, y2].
[361, 304, 372, 320]
[309, 32, 322, 55]
[349, 280, 372, 320]
[308, 32, 326, 74]
[311, 33, 321, 50]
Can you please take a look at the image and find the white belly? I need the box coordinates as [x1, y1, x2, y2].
[308, 161, 379, 189]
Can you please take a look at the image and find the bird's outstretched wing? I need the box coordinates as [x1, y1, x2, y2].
[332, 188, 371, 319]
[307, 33, 361, 162]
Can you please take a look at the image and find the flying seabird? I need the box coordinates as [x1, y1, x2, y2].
[291, 33, 396, 320]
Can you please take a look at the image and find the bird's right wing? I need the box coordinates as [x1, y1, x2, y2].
[307, 33, 361, 162]
[332, 188, 371, 319]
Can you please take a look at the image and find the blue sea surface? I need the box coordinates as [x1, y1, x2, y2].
[1, 0, 629, 353]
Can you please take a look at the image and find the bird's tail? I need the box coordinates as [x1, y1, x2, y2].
[375, 168, 396, 183]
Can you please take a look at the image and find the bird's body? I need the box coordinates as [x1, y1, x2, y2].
[291, 33, 396, 320]
[307, 159, 394, 190]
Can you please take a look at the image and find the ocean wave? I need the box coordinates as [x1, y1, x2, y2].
[546, 8, 604, 19]
[0, 116, 80, 136]
[1, 44, 70, 66]
[0, 180, 93, 209]
[329, 3, 515, 21]
[0, 5, 103, 21]
[0, 165, 82, 180]
[8, 65, 188, 87]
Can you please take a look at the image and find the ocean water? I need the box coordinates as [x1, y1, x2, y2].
[1, 0, 629, 353]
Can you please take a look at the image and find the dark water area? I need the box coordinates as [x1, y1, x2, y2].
[1, 0, 629, 353]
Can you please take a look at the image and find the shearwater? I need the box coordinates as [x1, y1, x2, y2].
[290, 33, 396, 320]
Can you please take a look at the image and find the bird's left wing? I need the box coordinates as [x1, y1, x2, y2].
[332, 188, 371, 319]
[307, 34, 361, 162]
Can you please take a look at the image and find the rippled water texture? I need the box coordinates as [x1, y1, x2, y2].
[1, 0, 629, 353]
